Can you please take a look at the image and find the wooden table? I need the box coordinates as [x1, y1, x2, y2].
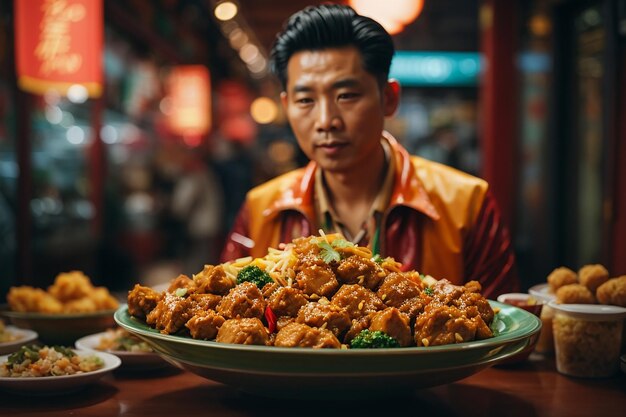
[1, 354, 624, 417]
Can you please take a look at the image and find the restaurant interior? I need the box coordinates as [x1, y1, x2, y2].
[1, 0, 624, 294]
[0, 0, 625, 415]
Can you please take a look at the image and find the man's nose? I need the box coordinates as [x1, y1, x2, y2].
[316, 100, 341, 133]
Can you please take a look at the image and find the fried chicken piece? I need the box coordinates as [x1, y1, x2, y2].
[556, 283, 596, 304]
[296, 301, 351, 338]
[267, 286, 308, 317]
[578, 264, 609, 294]
[216, 282, 266, 320]
[334, 255, 385, 290]
[166, 274, 196, 294]
[216, 318, 269, 345]
[146, 292, 190, 334]
[186, 310, 225, 340]
[331, 284, 385, 320]
[193, 265, 235, 295]
[295, 255, 339, 297]
[127, 284, 162, 319]
[48, 271, 94, 302]
[369, 307, 412, 347]
[274, 322, 340, 348]
[63, 297, 97, 313]
[547, 267, 578, 293]
[414, 303, 486, 346]
[595, 276, 626, 307]
[6, 286, 63, 313]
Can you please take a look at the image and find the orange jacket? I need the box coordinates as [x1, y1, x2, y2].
[220, 132, 519, 298]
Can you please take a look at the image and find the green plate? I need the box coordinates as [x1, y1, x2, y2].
[115, 301, 541, 398]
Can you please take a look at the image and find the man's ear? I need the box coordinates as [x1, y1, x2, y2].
[383, 79, 401, 117]
[280, 91, 288, 111]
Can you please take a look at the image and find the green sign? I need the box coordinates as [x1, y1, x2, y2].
[389, 51, 481, 86]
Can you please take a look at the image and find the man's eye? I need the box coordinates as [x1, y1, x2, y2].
[295, 98, 313, 104]
[338, 93, 359, 100]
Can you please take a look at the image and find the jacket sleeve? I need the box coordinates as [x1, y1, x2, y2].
[219, 202, 253, 263]
[463, 189, 520, 298]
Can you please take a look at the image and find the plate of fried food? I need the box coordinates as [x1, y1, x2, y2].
[0, 344, 121, 394]
[75, 327, 171, 370]
[1, 271, 119, 345]
[116, 233, 541, 398]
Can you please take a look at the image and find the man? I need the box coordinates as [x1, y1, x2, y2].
[220, 4, 519, 298]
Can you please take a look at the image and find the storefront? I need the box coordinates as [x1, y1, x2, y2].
[510, 0, 626, 285]
[0, 1, 254, 291]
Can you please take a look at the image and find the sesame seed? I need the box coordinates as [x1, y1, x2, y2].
[358, 301, 364, 310]
[422, 338, 430, 347]
[455, 333, 463, 343]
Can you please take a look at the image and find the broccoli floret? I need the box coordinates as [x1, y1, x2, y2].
[350, 330, 400, 349]
[236, 265, 273, 289]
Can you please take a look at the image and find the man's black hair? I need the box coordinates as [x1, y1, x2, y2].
[269, 4, 395, 89]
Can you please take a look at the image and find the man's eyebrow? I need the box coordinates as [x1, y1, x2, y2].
[291, 78, 360, 94]
[292, 84, 313, 93]
[331, 78, 360, 89]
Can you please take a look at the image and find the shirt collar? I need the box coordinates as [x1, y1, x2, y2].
[264, 131, 440, 222]
[314, 138, 395, 239]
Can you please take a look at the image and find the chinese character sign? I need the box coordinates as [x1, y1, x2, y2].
[15, 0, 103, 97]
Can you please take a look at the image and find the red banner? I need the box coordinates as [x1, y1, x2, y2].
[167, 65, 212, 138]
[15, 0, 103, 97]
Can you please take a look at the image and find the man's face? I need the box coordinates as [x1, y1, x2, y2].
[281, 47, 398, 174]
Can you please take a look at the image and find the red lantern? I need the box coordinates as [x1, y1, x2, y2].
[166, 65, 212, 138]
[15, 0, 103, 97]
[349, 0, 424, 35]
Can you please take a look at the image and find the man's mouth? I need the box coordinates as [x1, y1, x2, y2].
[315, 141, 348, 156]
[315, 141, 347, 148]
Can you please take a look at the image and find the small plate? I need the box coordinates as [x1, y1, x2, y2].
[0, 349, 121, 395]
[496, 293, 544, 316]
[528, 283, 556, 302]
[75, 332, 170, 370]
[0, 326, 39, 355]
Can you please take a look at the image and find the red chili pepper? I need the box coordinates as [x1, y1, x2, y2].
[264, 305, 277, 334]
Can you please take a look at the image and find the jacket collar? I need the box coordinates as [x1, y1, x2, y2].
[263, 131, 440, 222]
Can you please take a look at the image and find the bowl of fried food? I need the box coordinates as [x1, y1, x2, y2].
[1, 271, 119, 345]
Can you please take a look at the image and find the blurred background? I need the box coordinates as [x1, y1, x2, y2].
[0, 0, 625, 295]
